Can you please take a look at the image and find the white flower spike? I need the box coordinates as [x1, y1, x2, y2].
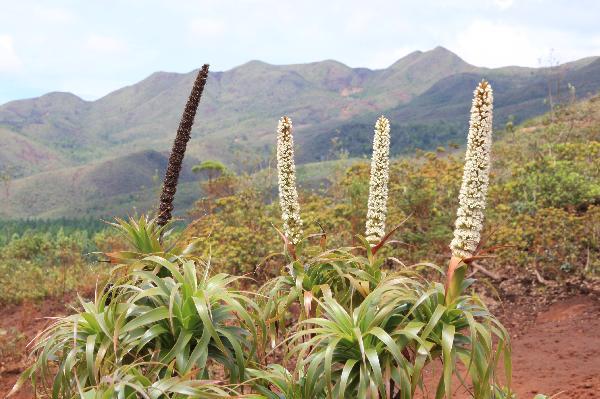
[276, 116, 303, 245]
[450, 80, 494, 258]
[365, 116, 391, 244]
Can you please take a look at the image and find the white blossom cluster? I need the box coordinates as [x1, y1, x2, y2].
[276, 116, 303, 244]
[450, 81, 494, 258]
[365, 116, 391, 244]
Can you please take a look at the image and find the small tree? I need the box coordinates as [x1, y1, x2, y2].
[192, 160, 236, 214]
[192, 160, 228, 183]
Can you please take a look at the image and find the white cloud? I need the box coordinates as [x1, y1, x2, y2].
[448, 20, 543, 67]
[85, 35, 126, 53]
[0, 35, 22, 72]
[32, 5, 75, 23]
[448, 19, 600, 68]
[344, 9, 378, 34]
[493, 0, 515, 9]
[189, 18, 226, 37]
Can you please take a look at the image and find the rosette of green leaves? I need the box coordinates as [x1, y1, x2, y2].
[15, 255, 263, 398]
[287, 275, 511, 399]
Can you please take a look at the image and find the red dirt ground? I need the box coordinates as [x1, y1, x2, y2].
[1, 286, 599, 398]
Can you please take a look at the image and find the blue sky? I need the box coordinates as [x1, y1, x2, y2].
[1, 0, 600, 104]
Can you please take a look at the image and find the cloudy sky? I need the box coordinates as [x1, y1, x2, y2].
[1, 0, 599, 104]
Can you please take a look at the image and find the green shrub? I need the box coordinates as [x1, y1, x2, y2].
[15, 251, 262, 397]
[287, 278, 509, 399]
[14, 221, 513, 398]
[506, 158, 599, 213]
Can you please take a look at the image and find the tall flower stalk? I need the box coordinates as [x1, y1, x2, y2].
[447, 80, 494, 303]
[365, 116, 391, 245]
[157, 64, 210, 227]
[276, 116, 303, 245]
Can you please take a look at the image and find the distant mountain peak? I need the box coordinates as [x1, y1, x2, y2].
[431, 45, 453, 54]
[387, 51, 424, 69]
[2, 91, 85, 107]
[146, 71, 184, 80]
[42, 91, 85, 101]
[308, 59, 352, 69]
[389, 46, 468, 70]
[231, 60, 273, 71]
[425, 46, 466, 61]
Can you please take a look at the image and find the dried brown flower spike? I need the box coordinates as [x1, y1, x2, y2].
[157, 64, 210, 227]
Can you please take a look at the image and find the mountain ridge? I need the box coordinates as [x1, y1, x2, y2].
[1, 46, 599, 218]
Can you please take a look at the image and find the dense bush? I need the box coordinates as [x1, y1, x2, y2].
[0, 226, 117, 303]
[184, 151, 599, 280]
[0, 229, 92, 303]
[0, 218, 106, 246]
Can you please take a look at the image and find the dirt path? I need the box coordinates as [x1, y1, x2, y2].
[0, 297, 71, 399]
[508, 296, 599, 398]
[1, 295, 599, 398]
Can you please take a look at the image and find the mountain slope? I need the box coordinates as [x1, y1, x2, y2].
[1, 150, 199, 218]
[364, 46, 477, 107]
[0, 127, 67, 176]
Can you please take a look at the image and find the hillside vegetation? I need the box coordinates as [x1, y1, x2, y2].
[1, 94, 598, 306]
[184, 95, 600, 281]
